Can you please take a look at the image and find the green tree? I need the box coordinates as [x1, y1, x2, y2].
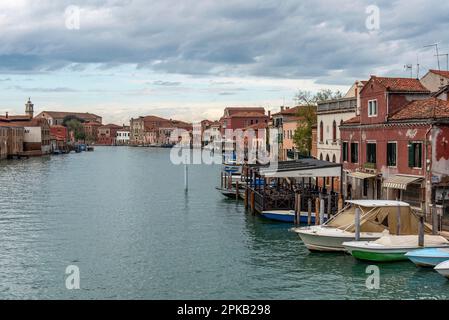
[63, 116, 86, 141]
[292, 89, 342, 156]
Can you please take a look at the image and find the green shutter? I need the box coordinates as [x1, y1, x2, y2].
[408, 142, 414, 168]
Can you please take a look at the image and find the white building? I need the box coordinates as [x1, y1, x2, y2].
[316, 81, 364, 163]
[420, 69, 449, 93]
[116, 130, 130, 145]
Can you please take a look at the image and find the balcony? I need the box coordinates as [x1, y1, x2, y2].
[317, 97, 357, 113]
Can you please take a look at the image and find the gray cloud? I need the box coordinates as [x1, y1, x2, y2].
[152, 80, 182, 86]
[10, 85, 79, 93]
[0, 0, 447, 84]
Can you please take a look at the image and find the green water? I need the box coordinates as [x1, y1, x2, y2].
[0, 147, 447, 299]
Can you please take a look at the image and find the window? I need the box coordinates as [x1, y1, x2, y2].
[319, 121, 324, 143]
[342, 142, 348, 162]
[350, 142, 359, 163]
[408, 142, 423, 168]
[366, 143, 376, 164]
[387, 142, 397, 167]
[320, 153, 323, 160]
[332, 154, 336, 163]
[368, 100, 378, 117]
[332, 120, 337, 142]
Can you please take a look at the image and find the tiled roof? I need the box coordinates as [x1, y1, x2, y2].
[342, 115, 361, 125]
[429, 69, 449, 79]
[225, 107, 265, 116]
[389, 98, 449, 120]
[272, 106, 303, 116]
[229, 111, 268, 118]
[38, 111, 101, 120]
[369, 76, 430, 93]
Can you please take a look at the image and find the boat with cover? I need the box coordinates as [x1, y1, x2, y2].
[435, 260, 449, 279]
[343, 235, 449, 262]
[292, 200, 416, 252]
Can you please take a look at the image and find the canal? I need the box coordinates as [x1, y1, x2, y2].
[0, 147, 447, 299]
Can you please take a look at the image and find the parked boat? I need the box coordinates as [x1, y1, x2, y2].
[435, 260, 449, 279]
[343, 235, 449, 262]
[215, 186, 245, 199]
[261, 210, 319, 224]
[292, 200, 417, 252]
[405, 248, 449, 267]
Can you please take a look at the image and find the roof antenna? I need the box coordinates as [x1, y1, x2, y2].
[416, 54, 420, 79]
[424, 43, 441, 71]
[404, 64, 413, 78]
[435, 53, 449, 71]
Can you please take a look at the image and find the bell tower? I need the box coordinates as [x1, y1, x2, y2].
[25, 97, 34, 118]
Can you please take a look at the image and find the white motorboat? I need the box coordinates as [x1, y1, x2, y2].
[292, 200, 420, 252]
[435, 260, 449, 279]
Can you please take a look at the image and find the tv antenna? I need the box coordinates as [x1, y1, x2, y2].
[435, 53, 449, 71]
[404, 64, 413, 78]
[424, 43, 441, 71]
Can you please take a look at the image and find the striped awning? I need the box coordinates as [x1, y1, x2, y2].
[347, 172, 376, 180]
[382, 175, 423, 190]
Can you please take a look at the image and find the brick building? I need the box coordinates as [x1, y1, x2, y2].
[97, 124, 123, 145]
[83, 121, 102, 144]
[220, 107, 268, 135]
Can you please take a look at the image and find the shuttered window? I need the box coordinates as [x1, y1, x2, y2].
[408, 142, 422, 168]
[387, 142, 397, 167]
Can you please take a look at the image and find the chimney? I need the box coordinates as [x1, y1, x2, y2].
[280, 106, 284, 112]
[5, 112, 8, 118]
[268, 110, 271, 118]
[286, 107, 290, 110]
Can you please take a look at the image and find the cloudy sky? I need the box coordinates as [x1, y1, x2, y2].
[0, 0, 448, 124]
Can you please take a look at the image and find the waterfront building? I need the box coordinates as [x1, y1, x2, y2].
[0, 126, 8, 159]
[83, 121, 102, 144]
[219, 107, 268, 136]
[271, 106, 303, 160]
[35, 111, 102, 126]
[116, 127, 130, 145]
[340, 75, 434, 210]
[50, 125, 68, 152]
[97, 124, 122, 145]
[282, 116, 303, 160]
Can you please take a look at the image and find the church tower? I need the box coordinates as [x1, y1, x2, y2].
[25, 97, 34, 118]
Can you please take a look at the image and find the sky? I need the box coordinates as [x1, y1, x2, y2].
[0, 0, 448, 124]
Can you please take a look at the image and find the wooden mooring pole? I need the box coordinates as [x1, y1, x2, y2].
[320, 198, 325, 225]
[315, 197, 320, 225]
[307, 198, 312, 226]
[355, 207, 361, 241]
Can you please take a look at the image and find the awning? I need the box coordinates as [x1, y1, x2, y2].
[382, 175, 423, 190]
[347, 172, 376, 180]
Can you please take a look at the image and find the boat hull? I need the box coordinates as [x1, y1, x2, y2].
[345, 244, 449, 263]
[261, 211, 316, 224]
[405, 248, 449, 267]
[435, 261, 449, 279]
[294, 227, 382, 252]
[215, 187, 244, 200]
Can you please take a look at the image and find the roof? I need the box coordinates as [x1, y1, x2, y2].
[243, 122, 268, 130]
[37, 111, 101, 120]
[346, 200, 410, 207]
[382, 175, 423, 190]
[252, 158, 342, 178]
[347, 172, 377, 179]
[389, 98, 449, 120]
[229, 111, 268, 118]
[366, 76, 430, 93]
[429, 69, 449, 79]
[83, 121, 102, 126]
[224, 107, 265, 117]
[272, 106, 302, 116]
[342, 115, 360, 125]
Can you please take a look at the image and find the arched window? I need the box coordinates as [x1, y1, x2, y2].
[320, 153, 323, 160]
[332, 120, 337, 142]
[319, 121, 324, 143]
[325, 154, 330, 162]
[332, 154, 336, 163]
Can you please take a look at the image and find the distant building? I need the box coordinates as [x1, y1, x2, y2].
[219, 107, 268, 135]
[83, 121, 102, 144]
[97, 124, 122, 145]
[50, 125, 68, 152]
[271, 106, 305, 160]
[0, 126, 8, 159]
[35, 111, 102, 126]
[116, 127, 130, 145]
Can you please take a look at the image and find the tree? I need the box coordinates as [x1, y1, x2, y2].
[292, 89, 342, 156]
[63, 116, 86, 141]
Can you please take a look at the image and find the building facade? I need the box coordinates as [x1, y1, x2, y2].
[340, 76, 431, 207]
[116, 129, 130, 145]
